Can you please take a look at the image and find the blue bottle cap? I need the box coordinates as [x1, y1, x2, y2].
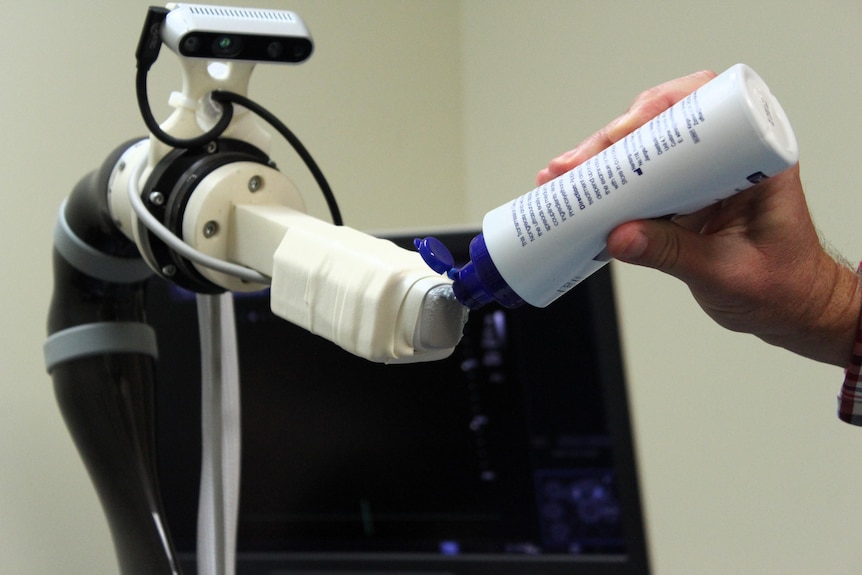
[414, 237, 456, 276]
[415, 235, 524, 310]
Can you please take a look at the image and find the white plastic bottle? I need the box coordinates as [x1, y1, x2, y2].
[417, 63, 799, 309]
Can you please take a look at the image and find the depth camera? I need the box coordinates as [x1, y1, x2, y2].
[161, 4, 313, 64]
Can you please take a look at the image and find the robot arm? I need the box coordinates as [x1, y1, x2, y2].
[104, 139, 466, 364]
[45, 5, 467, 574]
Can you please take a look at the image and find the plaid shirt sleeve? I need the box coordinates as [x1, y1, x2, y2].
[839, 323, 862, 425]
[838, 265, 862, 425]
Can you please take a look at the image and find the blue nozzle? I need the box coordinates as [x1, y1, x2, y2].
[415, 235, 524, 310]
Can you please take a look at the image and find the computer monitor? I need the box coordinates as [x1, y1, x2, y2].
[150, 229, 651, 574]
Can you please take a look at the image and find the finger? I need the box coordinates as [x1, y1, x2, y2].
[537, 70, 717, 186]
[608, 69, 717, 145]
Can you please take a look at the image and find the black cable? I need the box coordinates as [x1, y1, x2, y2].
[135, 67, 235, 150]
[135, 72, 342, 225]
[212, 90, 343, 226]
[134, 6, 234, 149]
[135, 68, 233, 148]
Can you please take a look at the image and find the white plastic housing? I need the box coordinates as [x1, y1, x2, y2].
[180, 161, 305, 292]
[231, 204, 467, 364]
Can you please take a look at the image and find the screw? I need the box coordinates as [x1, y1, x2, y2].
[248, 175, 263, 192]
[118, 161, 126, 172]
[148, 191, 165, 206]
[203, 221, 219, 238]
[161, 264, 177, 277]
[206, 141, 218, 154]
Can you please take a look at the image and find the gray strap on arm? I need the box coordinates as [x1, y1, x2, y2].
[44, 322, 158, 373]
[53, 199, 153, 283]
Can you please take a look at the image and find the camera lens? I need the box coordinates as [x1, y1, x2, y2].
[266, 41, 284, 59]
[289, 42, 311, 61]
[181, 35, 201, 54]
[211, 35, 243, 58]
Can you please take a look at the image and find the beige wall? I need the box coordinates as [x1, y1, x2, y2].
[2, 1, 861, 573]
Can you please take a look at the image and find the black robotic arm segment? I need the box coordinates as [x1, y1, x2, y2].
[45, 146, 184, 575]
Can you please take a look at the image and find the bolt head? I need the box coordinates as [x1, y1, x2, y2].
[203, 221, 219, 238]
[148, 191, 165, 206]
[248, 175, 263, 192]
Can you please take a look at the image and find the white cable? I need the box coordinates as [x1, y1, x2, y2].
[127, 158, 271, 285]
[127, 154, 247, 572]
[196, 292, 241, 575]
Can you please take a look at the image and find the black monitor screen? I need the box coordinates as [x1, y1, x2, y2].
[150, 229, 650, 574]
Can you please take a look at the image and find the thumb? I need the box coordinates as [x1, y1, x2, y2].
[607, 219, 707, 281]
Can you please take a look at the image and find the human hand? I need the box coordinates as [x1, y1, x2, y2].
[538, 71, 861, 367]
